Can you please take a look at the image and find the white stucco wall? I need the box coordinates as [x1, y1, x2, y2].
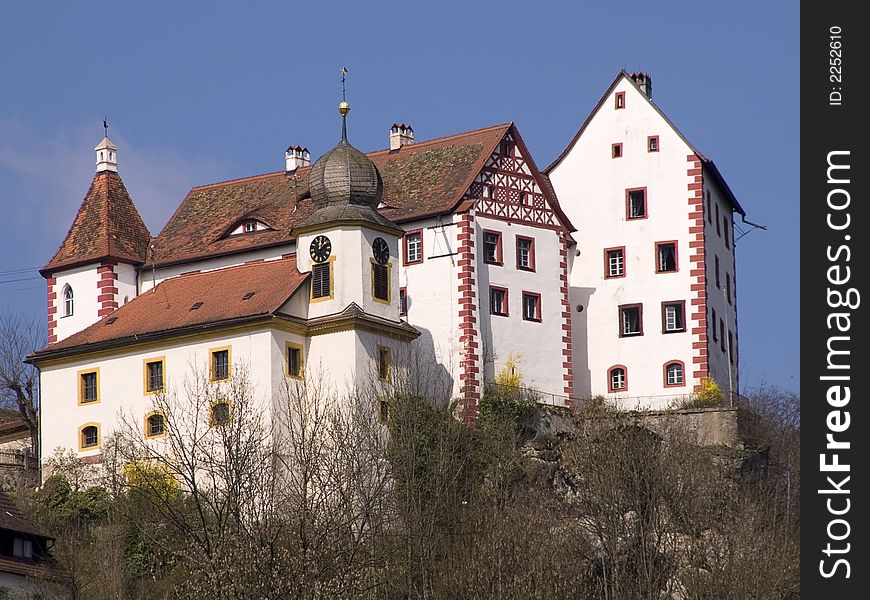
[474, 215, 566, 402]
[548, 76, 700, 409]
[53, 263, 102, 342]
[39, 328, 275, 461]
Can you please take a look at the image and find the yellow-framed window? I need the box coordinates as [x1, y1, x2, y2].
[285, 342, 304, 379]
[209, 399, 231, 427]
[77, 368, 100, 405]
[78, 422, 101, 450]
[143, 357, 166, 395]
[209, 346, 232, 382]
[144, 411, 167, 439]
[371, 259, 391, 304]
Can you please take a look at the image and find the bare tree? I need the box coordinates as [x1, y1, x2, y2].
[0, 312, 43, 456]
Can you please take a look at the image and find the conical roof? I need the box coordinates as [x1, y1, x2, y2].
[41, 171, 151, 275]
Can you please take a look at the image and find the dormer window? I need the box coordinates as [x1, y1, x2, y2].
[229, 219, 270, 236]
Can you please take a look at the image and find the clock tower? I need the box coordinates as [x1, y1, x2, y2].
[293, 99, 404, 322]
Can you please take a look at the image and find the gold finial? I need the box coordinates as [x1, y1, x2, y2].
[338, 100, 350, 116]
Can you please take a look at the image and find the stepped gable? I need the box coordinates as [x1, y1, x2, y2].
[150, 123, 513, 267]
[31, 256, 308, 355]
[41, 171, 151, 276]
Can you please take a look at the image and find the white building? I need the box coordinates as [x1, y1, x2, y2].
[30, 71, 745, 463]
[546, 71, 744, 408]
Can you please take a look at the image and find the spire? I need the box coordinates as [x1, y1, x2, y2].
[339, 67, 349, 141]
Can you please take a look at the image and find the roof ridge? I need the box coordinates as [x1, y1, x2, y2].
[167, 255, 296, 282]
[366, 122, 513, 157]
[191, 169, 297, 191]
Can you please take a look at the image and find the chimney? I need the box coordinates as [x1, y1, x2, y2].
[285, 146, 311, 172]
[389, 123, 414, 151]
[630, 72, 653, 99]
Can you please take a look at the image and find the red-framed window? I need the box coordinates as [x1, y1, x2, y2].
[626, 187, 648, 220]
[608, 365, 628, 392]
[604, 246, 625, 278]
[655, 241, 678, 273]
[615, 91, 625, 109]
[618, 303, 643, 337]
[661, 301, 686, 333]
[482, 230, 503, 265]
[663, 361, 686, 387]
[612, 143, 623, 158]
[516, 236, 535, 271]
[647, 135, 659, 152]
[706, 190, 712, 224]
[711, 308, 718, 342]
[399, 287, 408, 316]
[521, 291, 541, 322]
[403, 229, 423, 265]
[489, 285, 509, 316]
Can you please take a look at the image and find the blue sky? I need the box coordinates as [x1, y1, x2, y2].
[0, 1, 798, 393]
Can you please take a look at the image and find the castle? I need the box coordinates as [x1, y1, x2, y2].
[29, 71, 743, 461]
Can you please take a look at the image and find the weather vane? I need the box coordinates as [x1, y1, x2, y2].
[103, 118, 109, 138]
[340, 67, 348, 102]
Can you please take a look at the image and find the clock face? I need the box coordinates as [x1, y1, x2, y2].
[372, 237, 390, 265]
[310, 235, 332, 263]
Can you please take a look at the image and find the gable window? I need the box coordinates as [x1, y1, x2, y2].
[662, 301, 686, 333]
[145, 411, 166, 439]
[726, 273, 732, 304]
[714, 255, 721, 288]
[612, 143, 623, 158]
[522, 292, 541, 322]
[608, 366, 627, 392]
[403, 230, 423, 265]
[79, 424, 100, 450]
[63, 285, 74, 317]
[210, 347, 231, 381]
[647, 135, 659, 152]
[144, 358, 165, 394]
[399, 287, 408, 316]
[711, 308, 719, 342]
[210, 401, 231, 427]
[626, 188, 647, 219]
[372, 262, 390, 302]
[377, 346, 393, 382]
[516, 236, 535, 271]
[483, 230, 503, 265]
[604, 247, 625, 278]
[615, 91, 625, 109]
[79, 369, 99, 405]
[656, 241, 678, 273]
[489, 286, 509, 317]
[664, 361, 685, 387]
[619, 304, 643, 337]
[311, 262, 332, 300]
[286, 343, 304, 379]
[243, 220, 257, 233]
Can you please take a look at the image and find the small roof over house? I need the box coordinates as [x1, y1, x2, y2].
[30, 257, 309, 360]
[41, 170, 152, 276]
[544, 70, 745, 216]
[0, 493, 47, 539]
[149, 123, 573, 268]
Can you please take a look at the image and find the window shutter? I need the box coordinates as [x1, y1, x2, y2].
[373, 264, 389, 300]
[312, 263, 331, 298]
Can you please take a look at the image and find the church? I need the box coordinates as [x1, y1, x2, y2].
[28, 71, 745, 461]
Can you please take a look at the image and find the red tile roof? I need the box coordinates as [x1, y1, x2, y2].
[41, 171, 152, 275]
[0, 492, 46, 538]
[32, 257, 308, 356]
[149, 123, 514, 267]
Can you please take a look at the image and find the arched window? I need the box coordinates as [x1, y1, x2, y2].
[664, 361, 685, 387]
[79, 424, 100, 450]
[608, 365, 627, 393]
[145, 411, 166, 439]
[63, 285, 74, 317]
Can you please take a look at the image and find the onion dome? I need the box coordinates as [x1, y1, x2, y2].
[308, 102, 383, 209]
